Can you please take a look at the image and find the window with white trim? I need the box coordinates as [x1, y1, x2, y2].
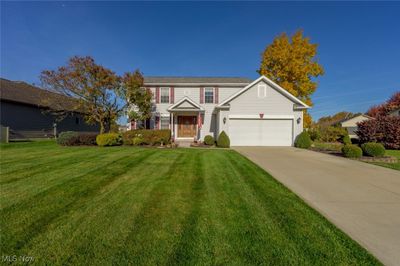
[160, 116, 170, 129]
[160, 87, 170, 103]
[257, 84, 267, 98]
[204, 87, 214, 103]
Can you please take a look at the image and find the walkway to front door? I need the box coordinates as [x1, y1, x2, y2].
[177, 116, 197, 138]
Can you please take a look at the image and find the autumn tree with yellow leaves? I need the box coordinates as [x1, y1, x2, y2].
[258, 30, 324, 128]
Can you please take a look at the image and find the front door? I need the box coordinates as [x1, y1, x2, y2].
[178, 116, 197, 137]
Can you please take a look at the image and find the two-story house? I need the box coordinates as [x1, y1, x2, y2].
[128, 75, 309, 146]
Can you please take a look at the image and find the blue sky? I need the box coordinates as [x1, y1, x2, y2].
[1, 1, 399, 122]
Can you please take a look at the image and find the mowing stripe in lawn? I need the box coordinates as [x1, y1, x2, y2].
[0, 149, 157, 253]
[0, 143, 381, 265]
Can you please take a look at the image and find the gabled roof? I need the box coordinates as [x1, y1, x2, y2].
[340, 114, 372, 126]
[167, 97, 204, 111]
[217, 76, 309, 109]
[0, 78, 81, 112]
[144, 76, 252, 86]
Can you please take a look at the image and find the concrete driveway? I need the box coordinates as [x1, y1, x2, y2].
[234, 147, 400, 266]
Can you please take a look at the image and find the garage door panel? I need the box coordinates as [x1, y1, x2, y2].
[229, 119, 292, 146]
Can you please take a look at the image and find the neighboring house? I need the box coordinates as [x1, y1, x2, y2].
[340, 114, 372, 139]
[128, 75, 309, 146]
[388, 108, 400, 117]
[0, 78, 99, 139]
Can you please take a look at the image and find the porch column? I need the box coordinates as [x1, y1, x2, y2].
[171, 112, 174, 141]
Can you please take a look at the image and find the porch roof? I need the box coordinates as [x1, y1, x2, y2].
[167, 97, 204, 112]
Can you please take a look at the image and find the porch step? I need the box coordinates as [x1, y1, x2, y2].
[176, 140, 192, 148]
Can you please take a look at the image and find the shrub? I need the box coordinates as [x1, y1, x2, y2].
[57, 131, 79, 146]
[78, 133, 98, 146]
[341, 134, 351, 145]
[217, 131, 230, 148]
[132, 137, 144, 146]
[122, 129, 171, 146]
[356, 116, 400, 149]
[341, 144, 362, 158]
[361, 142, 385, 157]
[96, 133, 122, 146]
[294, 131, 312, 149]
[204, 135, 215, 145]
[319, 126, 347, 142]
[308, 127, 321, 141]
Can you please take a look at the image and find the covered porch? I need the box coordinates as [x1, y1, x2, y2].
[167, 97, 205, 141]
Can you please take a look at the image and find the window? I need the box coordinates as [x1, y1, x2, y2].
[160, 116, 170, 129]
[160, 87, 170, 103]
[204, 87, 214, 103]
[75, 117, 80, 125]
[258, 84, 267, 98]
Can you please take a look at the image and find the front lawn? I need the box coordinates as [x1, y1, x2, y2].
[0, 141, 379, 265]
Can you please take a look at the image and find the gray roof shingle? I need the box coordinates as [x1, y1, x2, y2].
[0, 78, 81, 112]
[144, 76, 252, 85]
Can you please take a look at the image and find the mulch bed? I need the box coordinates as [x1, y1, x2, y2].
[309, 147, 398, 163]
[358, 156, 398, 163]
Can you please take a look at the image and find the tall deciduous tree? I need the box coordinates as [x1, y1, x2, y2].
[40, 56, 123, 134]
[122, 70, 152, 126]
[258, 30, 324, 127]
[367, 91, 400, 117]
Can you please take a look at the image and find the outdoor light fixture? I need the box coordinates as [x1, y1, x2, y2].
[297, 117, 301, 124]
[223, 117, 227, 124]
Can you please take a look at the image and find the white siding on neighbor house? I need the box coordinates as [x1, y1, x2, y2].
[341, 115, 371, 138]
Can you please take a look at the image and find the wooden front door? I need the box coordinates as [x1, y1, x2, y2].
[178, 116, 197, 137]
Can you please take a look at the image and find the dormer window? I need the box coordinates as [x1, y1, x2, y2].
[204, 87, 214, 103]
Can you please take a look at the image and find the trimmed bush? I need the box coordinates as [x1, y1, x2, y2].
[341, 134, 351, 145]
[77, 133, 98, 146]
[132, 137, 144, 146]
[57, 131, 79, 146]
[217, 131, 230, 148]
[96, 133, 122, 147]
[341, 144, 362, 158]
[294, 131, 311, 149]
[204, 135, 215, 146]
[361, 142, 385, 157]
[122, 129, 171, 146]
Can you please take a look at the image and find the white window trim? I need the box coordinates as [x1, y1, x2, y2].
[160, 87, 170, 104]
[204, 87, 214, 104]
[257, 84, 267, 98]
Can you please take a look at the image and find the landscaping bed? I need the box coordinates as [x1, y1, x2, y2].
[310, 141, 399, 170]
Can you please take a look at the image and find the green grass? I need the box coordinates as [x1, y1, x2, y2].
[0, 141, 380, 265]
[370, 150, 400, 170]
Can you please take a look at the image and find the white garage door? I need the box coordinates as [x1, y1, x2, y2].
[229, 119, 293, 146]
